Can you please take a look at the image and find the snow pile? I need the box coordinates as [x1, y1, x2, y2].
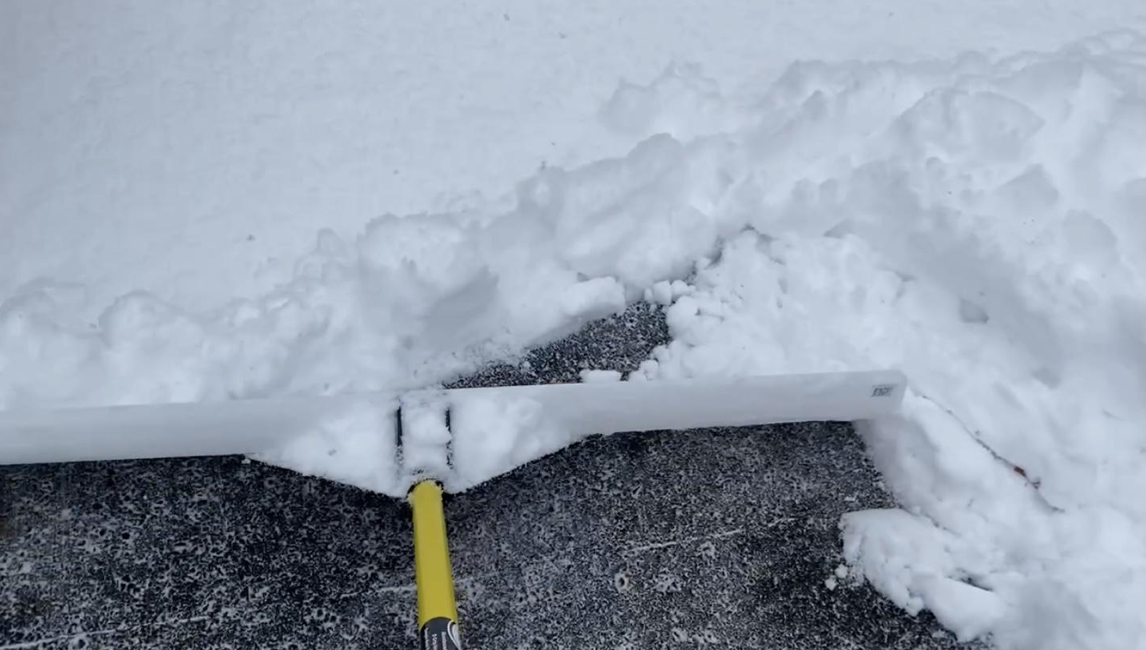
[261, 398, 403, 496]
[449, 391, 566, 491]
[621, 33, 1146, 649]
[0, 215, 628, 407]
[3, 28, 1146, 649]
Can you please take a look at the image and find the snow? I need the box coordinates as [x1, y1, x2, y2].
[5, 1, 1146, 648]
[256, 397, 403, 496]
[579, 369, 623, 383]
[396, 391, 452, 481]
[4, 0, 1143, 312]
[842, 507, 1007, 641]
[626, 36, 1146, 648]
[449, 390, 563, 492]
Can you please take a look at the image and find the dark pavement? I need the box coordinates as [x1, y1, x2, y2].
[0, 304, 967, 649]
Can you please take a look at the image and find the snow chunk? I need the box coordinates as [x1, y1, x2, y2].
[579, 369, 623, 383]
[400, 392, 452, 483]
[843, 508, 1005, 641]
[561, 277, 626, 320]
[254, 400, 403, 497]
[916, 574, 1005, 642]
[447, 393, 568, 492]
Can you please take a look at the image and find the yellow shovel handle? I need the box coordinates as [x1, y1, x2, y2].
[409, 481, 462, 649]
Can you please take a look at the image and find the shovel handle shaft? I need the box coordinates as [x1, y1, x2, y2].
[409, 481, 462, 649]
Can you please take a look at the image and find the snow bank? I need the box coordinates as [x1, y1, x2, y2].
[623, 33, 1146, 649]
[4, 29, 1146, 649]
[0, 214, 629, 408]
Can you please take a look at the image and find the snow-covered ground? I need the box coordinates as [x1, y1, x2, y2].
[4, 2, 1146, 649]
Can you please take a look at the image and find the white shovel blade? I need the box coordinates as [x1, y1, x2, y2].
[442, 369, 906, 490]
[0, 370, 906, 494]
[0, 392, 390, 466]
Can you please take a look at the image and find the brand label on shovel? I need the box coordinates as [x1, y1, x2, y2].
[421, 617, 462, 650]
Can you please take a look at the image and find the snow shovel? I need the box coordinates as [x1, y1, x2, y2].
[0, 369, 906, 649]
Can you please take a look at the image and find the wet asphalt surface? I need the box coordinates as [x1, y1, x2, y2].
[0, 303, 968, 649]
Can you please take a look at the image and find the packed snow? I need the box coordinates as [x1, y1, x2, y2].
[5, 1, 1146, 647]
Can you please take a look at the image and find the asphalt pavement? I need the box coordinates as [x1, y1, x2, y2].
[0, 303, 970, 649]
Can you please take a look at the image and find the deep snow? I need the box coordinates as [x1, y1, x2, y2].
[4, 0, 1144, 311]
[4, 2, 1146, 649]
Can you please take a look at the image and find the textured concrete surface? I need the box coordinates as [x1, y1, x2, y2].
[0, 304, 969, 649]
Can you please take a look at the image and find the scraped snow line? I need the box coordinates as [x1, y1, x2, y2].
[3, 30, 1146, 649]
[622, 528, 744, 557]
